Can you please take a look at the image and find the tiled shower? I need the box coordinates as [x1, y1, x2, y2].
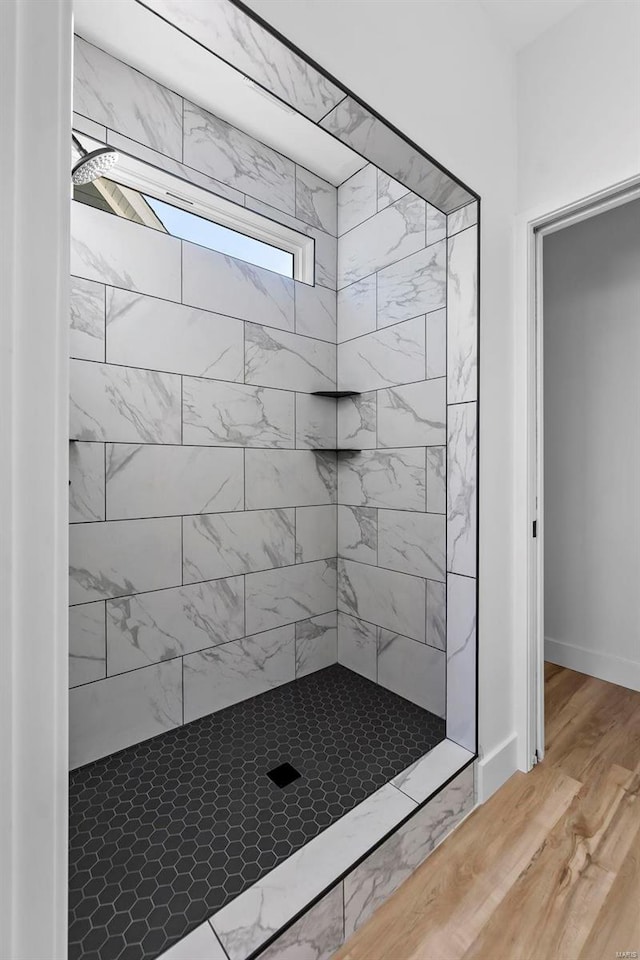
[67, 3, 478, 959]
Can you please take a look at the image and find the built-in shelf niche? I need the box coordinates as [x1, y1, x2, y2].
[310, 390, 361, 452]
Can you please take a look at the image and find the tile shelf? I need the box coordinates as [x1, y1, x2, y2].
[311, 390, 361, 398]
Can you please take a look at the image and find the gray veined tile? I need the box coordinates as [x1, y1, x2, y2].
[447, 574, 477, 752]
[106, 577, 245, 675]
[391, 739, 474, 804]
[377, 170, 410, 212]
[182, 509, 294, 582]
[296, 167, 337, 235]
[69, 360, 181, 444]
[447, 225, 478, 404]
[73, 36, 182, 159]
[426, 307, 447, 379]
[337, 505, 377, 564]
[183, 101, 295, 215]
[70, 276, 104, 361]
[295, 505, 337, 563]
[69, 441, 105, 523]
[448, 403, 477, 577]
[296, 394, 337, 450]
[157, 921, 227, 960]
[183, 625, 295, 723]
[338, 558, 426, 643]
[378, 378, 446, 448]
[295, 612, 338, 679]
[295, 282, 337, 343]
[245, 559, 337, 635]
[426, 203, 447, 245]
[426, 446, 446, 514]
[337, 611, 377, 681]
[338, 193, 426, 288]
[337, 393, 376, 449]
[245, 323, 335, 393]
[337, 316, 425, 393]
[378, 629, 445, 715]
[257, 885, 343, 960]
[338, 164, 377, 236]
[448, 201, 478, 237]
[69, 601, 106, 688]
[376, 241, 446, 329]
[378, 510, 445, 581]
[245, 450, 336, 510]
[337, 275, 376, 343]
[106, 289, 244, 381]
[426, 579, 446, 651]
[338, 448, 425, 511]
[183, 378, 294, 449]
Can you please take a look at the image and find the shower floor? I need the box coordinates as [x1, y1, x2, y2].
[69, 664, 445, 960]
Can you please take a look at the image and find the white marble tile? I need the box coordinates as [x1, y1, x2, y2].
[426, 446, 446, 514]
[296, 167, 337, 235]
[426, 579, 447, 651]
[73, 36, 182, 159]
[295, 505, 337, 563]
[69, 659, 182, 768]
[183, 625, 295, 723]
[448, 403, 477, 577]
[257, 884, 343, 960]
[376, 241, 446, 329]
[338, 316, 425, 393]
[69, 517, 182, 605]
[69, 601, 106, 688]
[296, 395, 336, 450]
[338, 194, 426, 288]
[182, 509, 294, 582]
[338, 559, 425, 642]
[338, 164, 377, 236]
[245, 450, 336, 510]
[426, 307, 447, 379]
[211, 782, 415, 960]
[106, 289, 244, 381]
[344, 765, 474, 935]
[447, 574, 477, 752]
[392, 739, 474, 803]
[245, 559, 336, 634]
[377, 378, 446, 448]
[184, 101, 295, 214]
[337, 275, 376, 343]
[295, 612, 338, 679]
[338, 448, 425, 511]
[337, 393, 376, 449]
[295, 282, 337, 343]
[106, 577, 245, 675]
[447, 226, 478, 404]
[377, 630, 445, 715]
[183, 378, 294, 449]
[378, 511, 445, 581]
[158, 921, 227, 960]
[69, 441, 104, 523]
[337, 611, 377, 681]
[377, 171, 409, 212]
[182, 241, 294, 333]
[426, 203, 447, 245]
[245, 323, 335, 393]
[71, 202, 181, 302]
[337, 506, 377, 564]
[70, 276, 104, 361]
[448, 201, 478, 237]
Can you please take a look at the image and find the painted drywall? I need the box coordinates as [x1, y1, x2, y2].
[544, 199, 640, 690]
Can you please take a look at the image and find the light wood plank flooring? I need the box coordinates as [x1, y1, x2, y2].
[334, 664, 640, 960]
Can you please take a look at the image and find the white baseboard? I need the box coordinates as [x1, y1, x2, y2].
[545, 637, 640, 692]
[476, 732, 518, 803]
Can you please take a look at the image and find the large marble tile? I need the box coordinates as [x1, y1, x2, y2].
[158, 921, 227, 960]
[183, 625, 295, 723]
[378, 510, 445, 581]
[338, 164, 377, 236]
[426, 445, 447, 514]
[447, 574, 477, 752]
[183, 378, 294, 449]
[106, 289, 244, 381]
[106, 444, 243, 520]
[211, 782, 415, 960]
[295, 505, 337, 563]
[338, 558, 425, 642]
[338, 448, 425, 511]
[296, 167, 337, 235]
[69, 659, 182, 769]
[447, 403, 477, 577]
[183, 102, 295, 215]
[69, 601, 106, 688]
[337, 505, 377, 564]
[377, 378, 446, 448]
[73, 36, 182, 159]
[337, 393, 376, 450]
[376, 171, 409, 212]
[295, 612, 338, 679]
[337, 612, 377, 682]
[106, 577, 245, 675]
[376, 241, 446, 329]
[69, 441, 104, 523]
[182, 241, 294, 332]
[257, 885, 343, 960]
[448, 201, 478, 237]
[344, 766, 474, 936]
[377, 630, 445, 715]
[338, 316, 425, 393]
[245, 450, 336, 509]
[245, 559, 336, 635]
[337, 275, 376, 343]
[426, 579, 447, 651]
[245, 323, 335, 393]
[296, 394, 336, 450]
[426, 203, 447, 245]
[338, 194, 426, 289]
[71, 202, 181, 302]
[70, 276, 104, 361]
[426, 307, 447, 379]
[392, 739, 474, 803]
[182, 509, 294, 582]
[447, 225, 478, 404]
[69, 517, 182, 605]
[295, 282, 337, 342]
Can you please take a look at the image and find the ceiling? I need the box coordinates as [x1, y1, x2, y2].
[478, 0, 586, 51]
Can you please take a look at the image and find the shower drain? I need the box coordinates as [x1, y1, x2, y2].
[267, 762, 302, 788]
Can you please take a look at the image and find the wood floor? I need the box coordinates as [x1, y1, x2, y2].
[334, 664, 640, 960]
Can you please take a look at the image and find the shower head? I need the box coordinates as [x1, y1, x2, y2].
[71, 137, 119, 185]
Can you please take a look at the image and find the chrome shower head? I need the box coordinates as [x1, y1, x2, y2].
[71, 138, 119, 185]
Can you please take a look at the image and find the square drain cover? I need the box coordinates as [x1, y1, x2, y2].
[267, 762, 301, 788]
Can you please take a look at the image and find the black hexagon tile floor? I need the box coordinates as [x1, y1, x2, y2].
[69, 664, 445, 960]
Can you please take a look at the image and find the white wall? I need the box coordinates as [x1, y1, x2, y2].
[544, 199, 640, 689]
